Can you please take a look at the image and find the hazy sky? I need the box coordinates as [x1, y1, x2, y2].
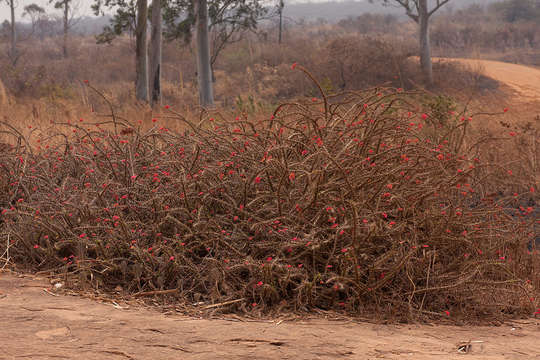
[0, 0, 364, 22]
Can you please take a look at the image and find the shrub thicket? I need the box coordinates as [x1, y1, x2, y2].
[0, 68, 537, 321]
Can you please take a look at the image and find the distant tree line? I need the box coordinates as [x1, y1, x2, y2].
[1, 0, 273, 107]
[1, 0, 538, 104]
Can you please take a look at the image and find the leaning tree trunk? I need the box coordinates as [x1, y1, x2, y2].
[418, 0, 433, 85]
[194, 0, 214, 108]
[135, 0, 149, 102]
[63, 1, 69, 58]
[150, 0, 162, 107]
[9, 0, 17, 64]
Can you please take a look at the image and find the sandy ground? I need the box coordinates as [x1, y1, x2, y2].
[1, 59, 539, 360]
[0, 272, 539, 360]
[435, 57, 540, 102]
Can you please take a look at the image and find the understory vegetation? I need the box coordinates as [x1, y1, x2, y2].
[0, 68, 537, 321]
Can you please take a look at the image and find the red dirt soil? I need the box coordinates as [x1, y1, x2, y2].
[435, 57, 540, 102]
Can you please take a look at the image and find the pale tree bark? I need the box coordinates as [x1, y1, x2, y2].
[150, 0, 162, 107]
[385, 0, 451, 85]
[9, 0, 17, 64]
[418, 0, 432, 84]
[194, 0, 214, 108]
[63, 0, 69, 58]
[135, 0, 149, 102]
[278, 0, 284, 44]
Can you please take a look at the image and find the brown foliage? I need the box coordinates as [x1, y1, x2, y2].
[0, 71, 537, 321]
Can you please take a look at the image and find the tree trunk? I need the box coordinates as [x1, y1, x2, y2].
[63, 1, 69, 58]
[278, 0, 283, 44]
[9, 0, 17, 63]
[135, 0, 149, 102]
[194, 0, 214, 108]
[418, 0, 433, 85]
[150, 0, 162, 107]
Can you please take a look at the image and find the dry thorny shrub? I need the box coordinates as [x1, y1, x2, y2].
[0, 66, 538, 322]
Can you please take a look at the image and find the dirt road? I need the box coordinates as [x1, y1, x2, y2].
[0, 273, 539, 360]
[435, 57, 540, 102]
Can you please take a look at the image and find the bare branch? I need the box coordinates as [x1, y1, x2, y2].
[391, 0, 420, 22]
[428, 0, 451, 17]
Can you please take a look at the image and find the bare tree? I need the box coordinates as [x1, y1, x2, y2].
[277, 0, 284, 44]
[150, 0, 162, 106]
[1, 0, 18, 65]
[93, 0, 150, 102]
[48, 1, 80, 58]
[49, 0, 81, 58]
[194, 0, 214, 107]
[135, 0, 149, 102]
[23, 3, 46, 36]
[376, 0, 451, 84]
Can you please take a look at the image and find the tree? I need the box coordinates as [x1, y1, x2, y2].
[48, 0, 80, 58]
[163, 0, 266, 106]
[277, 0, 284, 44]
[1, 0, 18, 65]
[376, 0, 451, 85]
[150, 0, 163, 106]
[194, 0, 213, 107]
[135, 0, 149, 101]
[93, 0, 150, 102]
[23, 4, 46, 36]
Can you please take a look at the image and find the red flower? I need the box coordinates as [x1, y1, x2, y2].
[289, 172, 295, 181]
[254, 176, 262, 184]
[291, 62, 297, 70]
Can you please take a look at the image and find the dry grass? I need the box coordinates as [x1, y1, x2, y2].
[0, 77, 7, 107]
